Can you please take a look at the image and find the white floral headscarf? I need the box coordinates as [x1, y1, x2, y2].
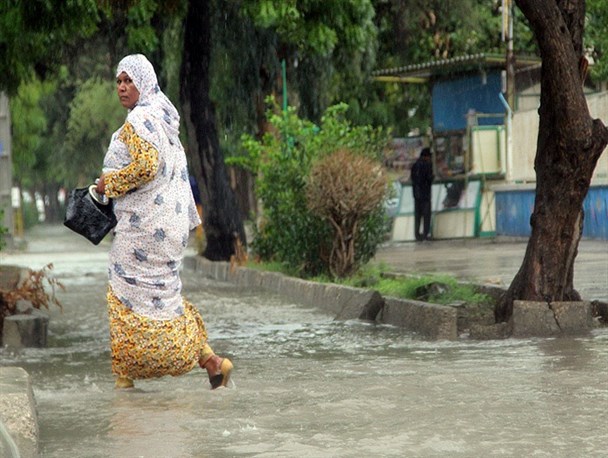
[116, 54, 181, 144]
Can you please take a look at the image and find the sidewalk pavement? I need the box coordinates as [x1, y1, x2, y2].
[373, 238, 608, 303]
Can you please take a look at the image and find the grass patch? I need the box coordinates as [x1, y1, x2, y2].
[245, 260, 301, 277]
[247, 260, 492, 306]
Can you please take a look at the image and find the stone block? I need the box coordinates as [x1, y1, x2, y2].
[550, 301, 592, 333]
[0, 265, 24, 290]
[591, 300, 608, 324]
[378, 297, 457, 340]
[291, 279, 313, 305]
[259, 271, 283, 291]
[234, 267, 257, 288]
[357, 290, 384, 322]
[469, 322, 511, 340]
[0, 367, 39, 458]
[181, 256, 459, 340]
[512, 300, 592, 337]
[331, 287, 384, 321]
[277, 277, 310, 305]
[2, 311, 49, 348]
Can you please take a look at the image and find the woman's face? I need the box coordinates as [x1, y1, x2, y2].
[116, 71, 140, 109]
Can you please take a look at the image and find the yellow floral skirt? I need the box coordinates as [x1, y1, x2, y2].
[107, 287, 211, 380]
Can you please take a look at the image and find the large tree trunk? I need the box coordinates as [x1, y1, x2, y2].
[496, 0, 608, 322]
[180, 0, 246, 261]
[43, 183, 62, 223]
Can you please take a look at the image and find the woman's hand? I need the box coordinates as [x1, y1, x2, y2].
[95, 175, 106, 194]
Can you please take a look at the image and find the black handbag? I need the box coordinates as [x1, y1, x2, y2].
[63, 185, 117, 245]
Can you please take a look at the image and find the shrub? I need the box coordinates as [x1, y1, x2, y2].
[307, 149, 388, 278]
[238, 100, 391, 278]
[22, 199, 41, 229]
[0, 263, 64, 341]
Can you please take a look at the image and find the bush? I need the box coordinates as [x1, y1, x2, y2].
[0, 263, 64, 342]
[238, 100, 391, 278]
[307, 149, 388, 278]
[22, 200, 41, 229]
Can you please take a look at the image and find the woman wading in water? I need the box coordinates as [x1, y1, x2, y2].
[96, 54, 232, 390]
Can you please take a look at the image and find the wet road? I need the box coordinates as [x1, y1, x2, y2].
[373, 238, 608, 303]
[1, 226, 608, 457]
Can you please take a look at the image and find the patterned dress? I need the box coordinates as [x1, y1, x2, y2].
[102, 54, 212, 379]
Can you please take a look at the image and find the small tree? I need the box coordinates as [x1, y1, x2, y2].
[307, 149, 388, 278]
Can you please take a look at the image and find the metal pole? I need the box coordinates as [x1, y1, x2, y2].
[501, 0, 515, 183]
[0, 92, 14, 243]
[506, 0, 515, 110]
[499, 92, 513, 182]
[282, 59, 288, 113]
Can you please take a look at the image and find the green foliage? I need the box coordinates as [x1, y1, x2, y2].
[586, 0, 608, 81]
[125, 0, 159, 54]
[239, 100, 390, 277]
[0, 0, 99, 94]
[343, 265, 491, 305]
[355, 0, 537, 136]
[210, 0, 270, 158]
[9, 77, 55, 188]
[239, 0, 378, 123]
[159, 5, 187, 107]
[245, 259, 300, 278]
[355, 206, 392, 266]
[373, 276, 490, 305]
[63, 78, 125, 186]
[243, 0, 376, 56]
[21, 199, 41, 230]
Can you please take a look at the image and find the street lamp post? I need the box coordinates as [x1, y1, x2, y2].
[0, 92, 14, 245]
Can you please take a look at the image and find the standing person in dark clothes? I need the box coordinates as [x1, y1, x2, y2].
[410, 148, 434, 241]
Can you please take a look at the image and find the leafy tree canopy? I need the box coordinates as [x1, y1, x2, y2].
[242, 0, 376, 56]
[63, 77, 125, 186]
[9, 76, 54, 188]
[586, 0, 608, 81]
[0, 0, 99, 94]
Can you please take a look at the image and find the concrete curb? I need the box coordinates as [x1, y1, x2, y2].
[184, 256, 458, 341]
[512, 300, 593, 337]
[0, 367, 39, 458]
[184, 257, 598, 340]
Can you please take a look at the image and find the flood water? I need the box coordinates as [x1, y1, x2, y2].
[1, 227, 608, 457]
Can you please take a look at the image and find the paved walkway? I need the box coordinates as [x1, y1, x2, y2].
[373, 237, 608, 303]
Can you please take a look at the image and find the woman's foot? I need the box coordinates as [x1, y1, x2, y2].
[201, 355, 233, 389]
[115, 376, 134, 389]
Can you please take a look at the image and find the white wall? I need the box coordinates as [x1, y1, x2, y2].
[587, 91, 608, 182]
[511, 90, 608, 183]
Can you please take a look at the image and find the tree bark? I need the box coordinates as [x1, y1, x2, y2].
[43, 183, 62, 223]
[180, 0, 246, 261]
[496, 0, 608, 322]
